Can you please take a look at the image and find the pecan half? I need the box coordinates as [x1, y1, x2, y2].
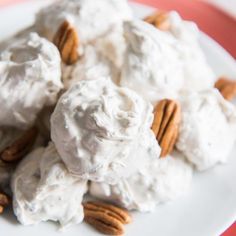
[83, 201, 131, 235]
[0, 192, 11, 214]
[215, 77, 236, 101]
[53, 20, 79, 65]
[0, 127, 38, 163]
[144, 11, 170, 31]
[151, 99, 181, 157]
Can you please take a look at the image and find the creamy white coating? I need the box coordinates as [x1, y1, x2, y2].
[94, 24, 127, 69]
[176, 89, 236, 171]
[61, 24, 127, 90]
[1, 1, 229, 224]
[0, 33, 63, 129]
[35, 0, 132, 43]
[119, 20, 184, 104]
[35, 0, 130, 90]
[51, 77, 160, 183]
[90, 154, 193, 212]
[167, 11, 215, 90]
[117, 17, 215, 105]
[167, 11, 200, 44]
[11, 143, 87, 228]
[62, 45, 119, 90]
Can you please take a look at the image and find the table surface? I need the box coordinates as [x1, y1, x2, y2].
[0, 0, 235, 235]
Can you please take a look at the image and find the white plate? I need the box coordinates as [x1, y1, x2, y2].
[1, 1, 236, 236]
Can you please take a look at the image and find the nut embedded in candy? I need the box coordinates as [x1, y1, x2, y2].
[83, 201, 131, 235]
[2, 0, 236, 233]
[51, 77, 160, 181]
[53, 20, 79, 65]
[215, 77, 236, 101]
[144, 11, 170, 31]
[0, 127, 38, 163]
[151, 99, 181, 157]
[0, 191, 11, 214]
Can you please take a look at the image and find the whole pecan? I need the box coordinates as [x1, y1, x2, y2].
[0, 126, 38, 163]
[144, 11, 170, 31]
[215, 77, 236, 101]
[53, 20, 79, 65]
[151, 99, 181, 157]
[83, 201, 131, 235]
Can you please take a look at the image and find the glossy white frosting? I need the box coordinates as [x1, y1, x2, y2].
[0, 0, 231, 227]
[35, 0, 132, 43]
[90, 154, 193, 212]
[119, 20, 184, 104]
[11, 143, 87, 228]
[176, 89, 236, 170]
[115, 17, 215, 105]
[62, 45, 119, 90]
[0, 33, 63, 129]
[167, 11, 215, 91]
[61, 23, 127, 90]
[51, 77, 160, 183]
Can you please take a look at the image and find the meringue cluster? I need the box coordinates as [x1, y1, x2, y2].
[0, 0, 236, 230]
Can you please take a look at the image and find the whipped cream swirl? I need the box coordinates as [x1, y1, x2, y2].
[0, 33, 62, 129]
[51, 77, 160, 183]
[62, 45, 119, 90]
[119, 20, 184, 104]
[35, 0, 132, 43]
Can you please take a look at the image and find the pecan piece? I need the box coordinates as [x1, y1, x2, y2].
[53, 20, 79, 65]
[151, 99, 181, 157]
[0, 127, 38, 163]
[0, 191, 11, 214]
[144, 11, 170, 31]
[83, 201, 131, 235]
[215, 77, 236, 101]
[0, 192, 10, 206]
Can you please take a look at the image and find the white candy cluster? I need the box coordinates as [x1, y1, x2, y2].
[0, 33, 62, 129]
[0, 0, 234, 231]
[12, 143, 87, 228]
[51, 77, 160, 182]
